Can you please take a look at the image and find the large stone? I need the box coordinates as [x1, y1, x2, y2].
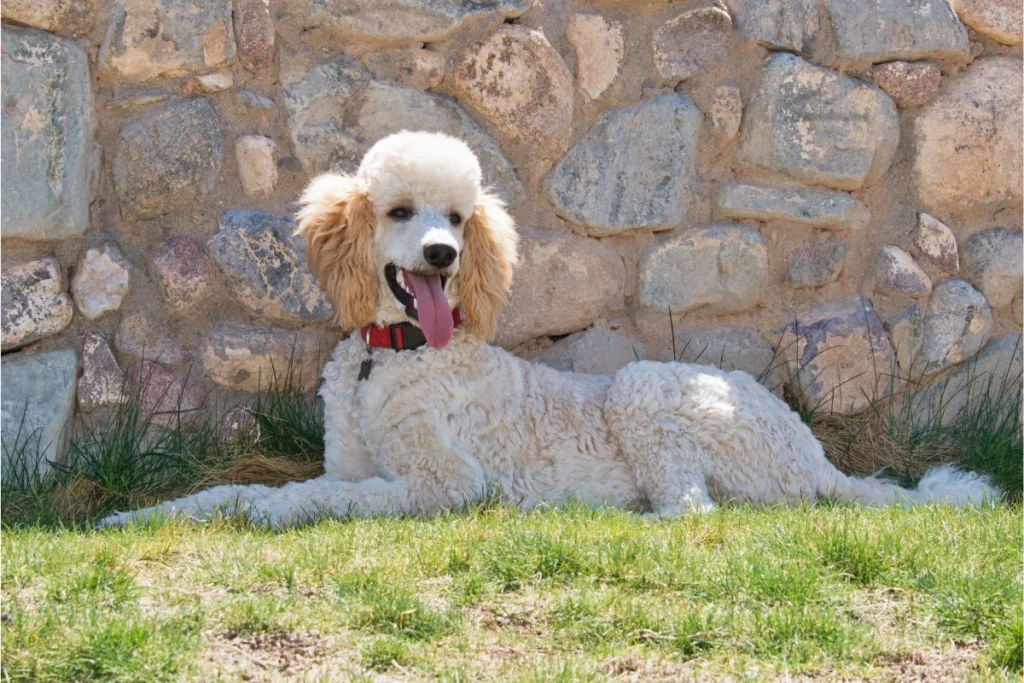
[871, 61, 942, 110]
[917, 333, 1023, 428]
[531, 329, 645, 375]
[283, 59, 521, 201]
[495, 231, 624, 349]
[1, 258, 73, 352]
[738, 53, 900, 191]
[113, 98, 225, 222]
[71, 245, 130, 321]
[914, 278, 993, 376]
[653, 6, 733, 83]
[912, 213, 959, 272]
[1, 26, 96, 242]
[823, 0, 970, 70]
[783, 239, 849, 288]
[99, 0, 236, 82]
[638, 225, 768, 316]
[453, 25, 574, 158]
[873, 246, 932, 298]
[201, 323, 329, 392]
[950, 0, 1022, 45]
[78, 332, 126, 413]
[776, 296, 897, 415]
[234, 0, 275, 72]
[715, 183, 870, 231]
[1, 0, 95, 35]
[566, 14, 624, 100]
[277, 0, 530, 45]
[0, 349, 77, 481]
[959, 228, 1023, 309]
[884, 304, 923, 371]
[127, 360, 208, 427]
[115, 313, 186, 365]
[673, 325, 782, 391]
[913, 58, 1023, 213]
[208, 209, 334, 325]
[732, 0, 818, 55]
[151, 236, 214, 312]
[235, 135, 279, 197]
[544, 94, 703, 236]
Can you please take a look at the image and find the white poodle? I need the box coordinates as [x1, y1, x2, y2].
[102, 131, 998, 527]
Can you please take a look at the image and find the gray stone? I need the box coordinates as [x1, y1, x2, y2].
[775, 296, 897, 415]
[884, 304, 923, 371]
[783, 239, 849, 288]
[823, 0, 970, 70]
[234, 0, 275, 72]
[950, 0, 1022, 46]
[738, 53, 900, 191]
[732, 0, 818, 55]
[127, 360, 208, 427]
[653, 6, 733, 83]
[913, 58, 1023, 214]
[959, 228, 1023, 309]
[71, 245, 130, 321]
[208, 209, 334, 325]
[1, 26, 96, 242]
[151, 236, 214, 312]
[200, 323, 329, 392]
[0, 348, 77, 481]
[715, 183, 870, 231]
[912, 213, 959, 272]
[99, 0, 236, 82]
[277, 0, 530, 45]
[917, 333, 1023, 428]
[638, 225, 768, 316]
[362, 48, 445, 91]
[237, 90, 276, 112]
[914, 279, 993, 377]
[874, 246, 932, 298]
[872, 61, 942, 109]
[544, 94, 703, 236]
[707, 85, 742, 149]
[1, 0, 95, 35]
[113, 98, 224, 222]
[78, 332, 125, 413]
[283, 59, 521, 201]
[453, 25, 574, 159]
[495, 231, 624, 349]
[532, 329, 645, 375]
[673, 325, 782, 391]
[1, 258, 73, 352]
[115, 313, 186, 365]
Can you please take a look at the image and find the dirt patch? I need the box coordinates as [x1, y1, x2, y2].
[198, 629, 326, 681]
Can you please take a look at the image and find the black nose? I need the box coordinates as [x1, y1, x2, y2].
[423, 244, 457, 269]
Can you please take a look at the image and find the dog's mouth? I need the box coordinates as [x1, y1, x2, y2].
[385, 263, 453, 348]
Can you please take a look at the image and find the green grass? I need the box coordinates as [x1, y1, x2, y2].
[1, 505, 1020, 681]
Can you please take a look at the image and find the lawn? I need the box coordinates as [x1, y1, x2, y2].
[2, 503, 1021, 681]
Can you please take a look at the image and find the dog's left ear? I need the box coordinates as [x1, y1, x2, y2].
[460, 191, 519, 341]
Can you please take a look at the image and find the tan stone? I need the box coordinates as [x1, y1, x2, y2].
[565, 14, 624, 100]
[1, 258, 74, 352]
[183, 69, 234, 94]
[707, 85, 742, 148]
[201, 324, 329, 392]
[913, 213, 959, 272]
[653, 6, 733, 83]
[363, 49, 444, 90]
[235, 136, 278, 197]
[453, 25, 574, 158]
[1, 0, 95, 35]
[71, 245, 130, 321]
[951, 0, 1022, 45]
[874, 246, 932, 298]
[914, 58, 1023, 213]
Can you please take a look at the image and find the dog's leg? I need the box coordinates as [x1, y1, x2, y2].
[98, 482, 277, 527]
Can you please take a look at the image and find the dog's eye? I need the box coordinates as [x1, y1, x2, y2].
[449, 212, 462, 225]
[388, 207, 411, 220]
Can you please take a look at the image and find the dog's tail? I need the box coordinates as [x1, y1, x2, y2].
[820, 463, 1000, 507]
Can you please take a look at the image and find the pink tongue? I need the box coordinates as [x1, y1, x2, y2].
[403, 270, 454, 348]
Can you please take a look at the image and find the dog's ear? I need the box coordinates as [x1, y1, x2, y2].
[295, 173, 378, 329]
[460, 191, 519, 341]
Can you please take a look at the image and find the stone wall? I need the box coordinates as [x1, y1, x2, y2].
[2, 0, 1022, 462]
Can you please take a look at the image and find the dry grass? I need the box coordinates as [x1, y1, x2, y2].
[191, 454, 324, 491]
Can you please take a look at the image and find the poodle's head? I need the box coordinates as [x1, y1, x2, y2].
[295, 131, 519, 348]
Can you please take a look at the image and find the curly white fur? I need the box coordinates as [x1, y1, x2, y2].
[101, 132, 1000, 528]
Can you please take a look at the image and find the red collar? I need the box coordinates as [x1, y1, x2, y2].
[360, 308, 462, 351]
